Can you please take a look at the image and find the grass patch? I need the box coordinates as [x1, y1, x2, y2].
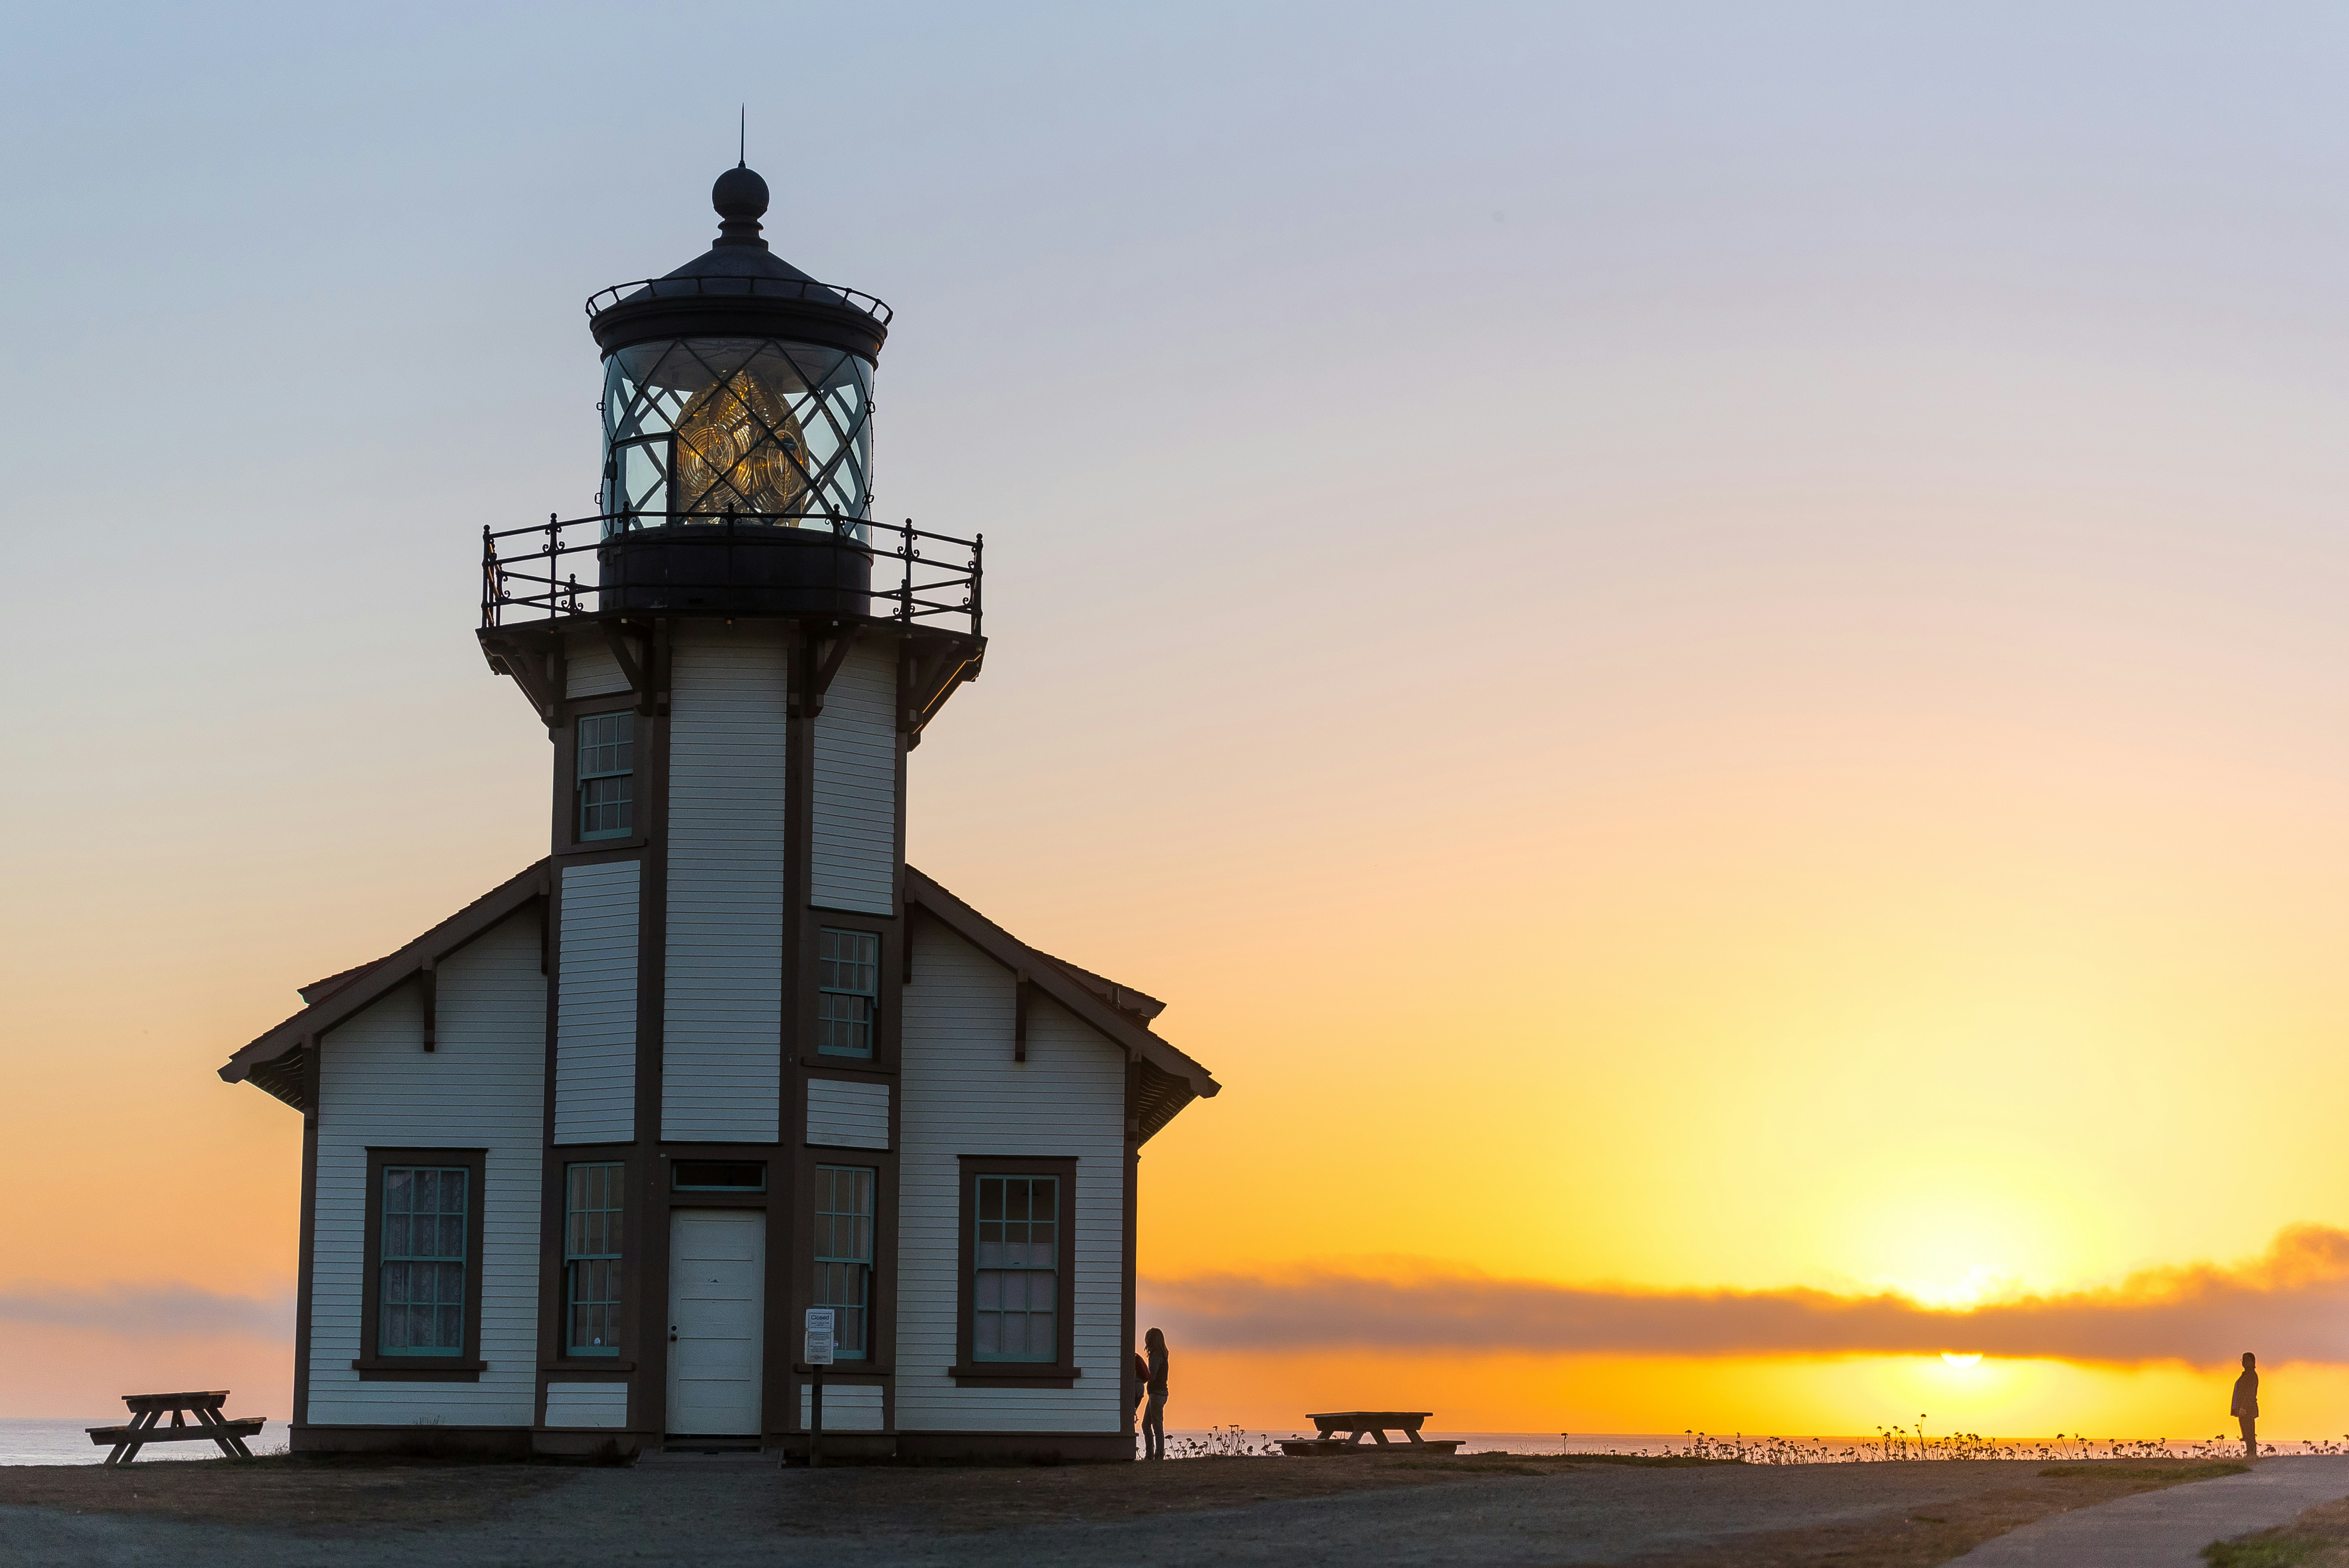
[2042, 1462, 2248, 1482]
[2203, 1540, 2328, 1567]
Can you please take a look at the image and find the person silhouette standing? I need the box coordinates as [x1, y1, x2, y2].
[2232, 1352, 2259, 1462]
[1141, 1327, 1169, 1460]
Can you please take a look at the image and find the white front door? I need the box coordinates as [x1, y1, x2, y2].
[667, 1209, 765, 1435]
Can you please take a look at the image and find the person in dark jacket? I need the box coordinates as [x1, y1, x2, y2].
[1141, 1327, 1169, 1460]
[2232, 1352, 2260, 1462]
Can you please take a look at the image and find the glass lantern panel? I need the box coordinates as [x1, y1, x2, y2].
[602, 338, 872, 538]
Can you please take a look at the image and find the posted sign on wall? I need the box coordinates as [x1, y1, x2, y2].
[804, 1307, 836, 1366]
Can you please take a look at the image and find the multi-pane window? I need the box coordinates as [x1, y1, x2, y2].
[813, 1165, 875, 1360]
[577, 712, 634, 840]
[817, 929, 879, 1057]
[972, 1175, 1057, 1362]
[379, 1166, 468, 1356]
[564, 1163, 624, 1356]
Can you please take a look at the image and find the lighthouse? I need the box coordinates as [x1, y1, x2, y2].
[220, 165, 1218, 1461]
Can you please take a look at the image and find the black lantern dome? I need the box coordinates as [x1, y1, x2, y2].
[586, 164, 891, 362]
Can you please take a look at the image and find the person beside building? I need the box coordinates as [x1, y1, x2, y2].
[1142, 1327, 1169, 1460]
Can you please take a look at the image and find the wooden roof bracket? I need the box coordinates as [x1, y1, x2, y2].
[417, 957, 437, 1052]
[1014, 968, 1030, 1063]
[484, 635, 558, 726]
[597, 620, 648, 712]
[791, 621, 862, 719]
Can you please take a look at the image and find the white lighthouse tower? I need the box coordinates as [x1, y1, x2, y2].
[220, 164, 1218, 1460]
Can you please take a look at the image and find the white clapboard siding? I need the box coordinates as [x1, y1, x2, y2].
[806, 1078, 889, 1150]
[309, 912, 545, 1428]
[664, 627, 787, 1142]
[895, 924, 1127, 1434]
[564, 634, 630, 699]
[555, 860, 639, 1144]
[810, 639, 898, 916]
[800, 1383, 885, 1430]
[545, 1381, 630, 1429]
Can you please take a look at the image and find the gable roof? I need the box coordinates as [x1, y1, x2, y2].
[219, 859, 1220, 1143]
[901, 867, 1218, 1142]
[217, 861, 551, 1112]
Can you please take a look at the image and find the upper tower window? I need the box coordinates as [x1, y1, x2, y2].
[602, 339, 872, 533]
[577, 712, 634, 840]
[817, 928, 880, 1057]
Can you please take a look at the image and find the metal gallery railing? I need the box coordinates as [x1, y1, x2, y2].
[583, 274, 893, 325]
[481, 509, 981, 636]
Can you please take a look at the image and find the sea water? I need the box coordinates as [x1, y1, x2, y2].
[0, 1418, 285, 1466]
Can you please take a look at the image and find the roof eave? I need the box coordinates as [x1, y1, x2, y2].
[216, 861, 551, 1091]
[902, 866, 1220, 1102]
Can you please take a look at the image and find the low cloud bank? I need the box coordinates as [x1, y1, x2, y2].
[0, 1282, 294, 1341]
[1141, 1225, 2349, 1366]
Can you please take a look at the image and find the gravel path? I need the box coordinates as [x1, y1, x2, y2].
[4, 1460, 2085, 1568]
[1948, 1455, 2349, 1566]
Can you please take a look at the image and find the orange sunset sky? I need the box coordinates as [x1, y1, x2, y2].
[14, 5, 2349, 1439]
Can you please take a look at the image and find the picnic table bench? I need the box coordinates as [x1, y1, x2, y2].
[87, 1391, 265, 1466]
[1279, 1411, 1462, 1457]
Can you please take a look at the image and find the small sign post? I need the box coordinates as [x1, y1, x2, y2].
[804, 1308, 836, 1469]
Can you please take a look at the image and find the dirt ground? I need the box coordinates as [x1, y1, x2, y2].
[0, 1452, 2265, 1566]
[0, 1451, 1716, 1534]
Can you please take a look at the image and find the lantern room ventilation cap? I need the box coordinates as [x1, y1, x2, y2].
[711, 164, 770, 249]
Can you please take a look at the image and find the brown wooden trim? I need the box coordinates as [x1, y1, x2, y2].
[953, 1154, 1079, 1381]
[293, 1044, 321, 1426]
[1123, 1057, 1142, 1439]
[357, 1146, 490, 1371]
[417, 958, 437, 1052]
[352, 1361, 486, 1382]
[1013, 970, 1029, 1063]
[795, 1057, 895, 1077]
[945, 1366, 1084, 1387]
[554, 835, 647, 857]
[541, 1359, 637, 1372]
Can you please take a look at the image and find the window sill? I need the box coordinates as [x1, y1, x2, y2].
[352, 1358, 486, 1382]
[542, 1360, 635, 1373]
[558, 835, 646, 856]
[800, 1057, 895, 1076]
[947, 1365, 1082, 1388]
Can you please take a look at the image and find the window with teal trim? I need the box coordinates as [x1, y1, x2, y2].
[379, 1166, 468, 1355]
[564, 1162, 624, 1356]
[577, 712, 634, 840]
[973, 1175, 1057, 1362]
[813, 1165, 874, 1359]
[816, 928, 879, 1057]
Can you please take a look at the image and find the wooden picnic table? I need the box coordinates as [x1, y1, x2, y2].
[86, 1391, 265, 1466]
[1279, 1411, 1462, 1457]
